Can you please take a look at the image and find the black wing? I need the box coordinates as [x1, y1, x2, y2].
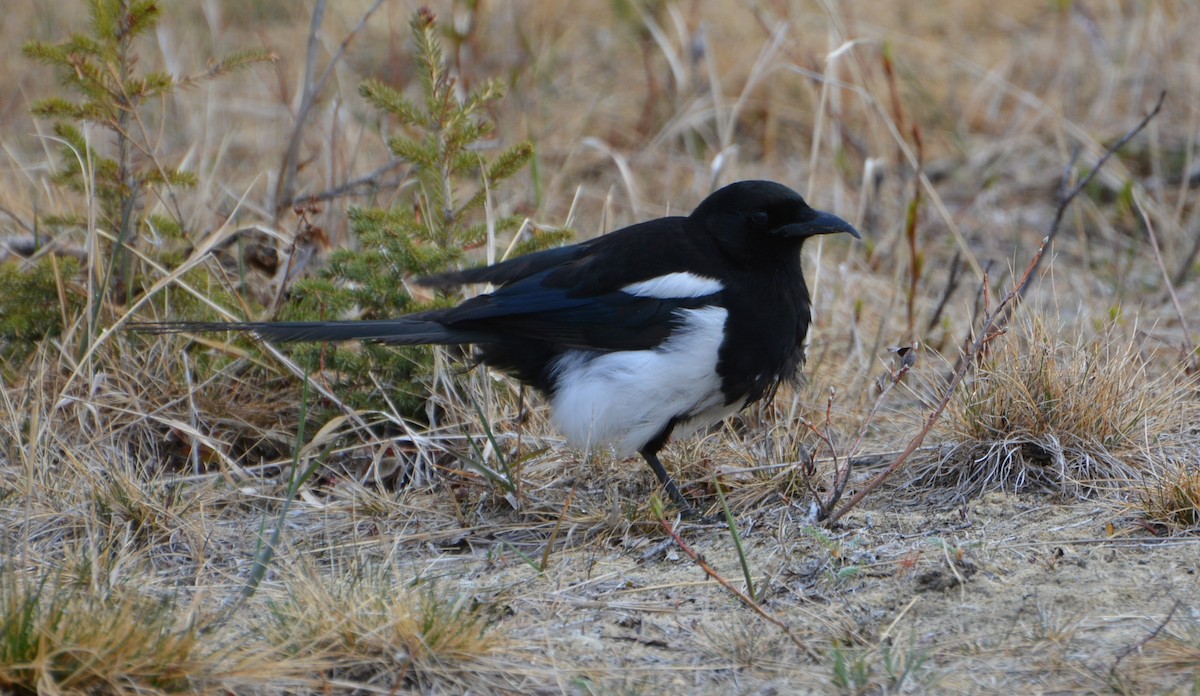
[426, 216, 724, 352]
[438, 268, 718, 352]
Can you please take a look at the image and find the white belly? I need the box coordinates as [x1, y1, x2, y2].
[548, 306, 737, 457]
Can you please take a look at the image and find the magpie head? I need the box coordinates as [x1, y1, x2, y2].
[693, 180, 860, 261]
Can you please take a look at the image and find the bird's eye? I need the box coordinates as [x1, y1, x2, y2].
[750, 210, 770, 226]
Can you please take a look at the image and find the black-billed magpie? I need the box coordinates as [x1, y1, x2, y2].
[141, 180, 860, 510]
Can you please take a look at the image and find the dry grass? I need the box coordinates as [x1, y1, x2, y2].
[262, 563, 510, 692]
[0, 574, 201, 694]
[1140, 465, 1200, 532]
[4, 0, 1200, 693]
[0, 543, 308, 695]
[912, 319, 1198, 498]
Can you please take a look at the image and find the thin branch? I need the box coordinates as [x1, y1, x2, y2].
[826, 238, 1049, 526]
[280, 158, 410, 209]
[310, 0, 386, 111]
[1109, 600, 1180, 679]
[926, 250, 963, 333]
[274, 0, 326, 221]
[658, 515, 818, 661]
[273, 0, 387, 219]
[1011, 90, 1166, 308]
[803, 352, 913, 521]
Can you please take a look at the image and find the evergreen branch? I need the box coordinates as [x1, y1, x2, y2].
[360, 80, 426, 128]
[280, 159, 411, 209]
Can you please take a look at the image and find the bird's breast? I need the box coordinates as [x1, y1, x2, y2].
[715, 270, 809, 405]
[546, 305, 730, 457]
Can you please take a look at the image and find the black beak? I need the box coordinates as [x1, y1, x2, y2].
[783, 210, 861, 240]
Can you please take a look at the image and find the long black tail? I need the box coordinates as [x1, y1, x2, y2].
[130, 318, 490, 346]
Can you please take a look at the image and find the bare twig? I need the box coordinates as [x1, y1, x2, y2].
[280, 159, 410, 209]
[273, 0, 326, 222]
[926, 250, 963, 333]
[797, 388, 840, 513]
[1109, 600, 1180, 678]
[1010, 90, 1166, 309]
[947, 259, 994, 381]
[798, 347, 915, 521]
[273, 0, 387, 220]
[658, 515, 818, 661]
[813, 350, 905, 518]
[826, 238, 1049, 526]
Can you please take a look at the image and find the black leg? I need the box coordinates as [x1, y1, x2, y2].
[639, 446, 692, 511]
[639, 418, 713, 517]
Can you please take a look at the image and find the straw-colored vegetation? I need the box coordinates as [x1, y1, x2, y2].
[2, 0, 1199, 693]
[914, 319, 1196, 498]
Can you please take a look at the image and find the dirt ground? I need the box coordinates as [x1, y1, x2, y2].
[208, 451, 1198, 694]
[489, 488, 1198, 694]
[446, 482, 1195, 691]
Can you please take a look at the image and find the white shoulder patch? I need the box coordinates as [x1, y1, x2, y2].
[621, 272, 724, 299]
